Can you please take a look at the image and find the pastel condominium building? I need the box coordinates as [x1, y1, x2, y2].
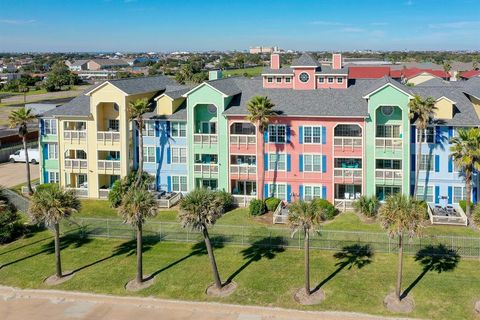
[38, 53, 480, 211]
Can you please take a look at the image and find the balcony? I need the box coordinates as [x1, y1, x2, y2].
[98, 188, 110, 199]
[333, 168, 362, 182]
[230, 134, 256, 145]
[98, 160, 121, 174]
[333, 137, 362, 150]
[232, 195, 256, 207]
[65, 187, 88, 198]
[230, 164, 256, 176]
[375, 169, 403, 185]
[64, 159, 88, 172]
[97, 131, 120, 145]
[375, 138, 402, 152]
[194, 163, 218, 176]
[63, 130, 86, 143]
[193, 134, 217, 145]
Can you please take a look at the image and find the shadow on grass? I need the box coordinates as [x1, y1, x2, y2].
[226, 236, 287, 283]
[312, 244, 374, 293]
[401, 244, 460, 299]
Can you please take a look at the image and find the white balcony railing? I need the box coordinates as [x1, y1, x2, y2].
[64, 159, 88, 170]
[97, 131, 120, 143]
[333, 168, 362, 180]
[232, 195, 256, 207]
[194, 163, 219, 174]
[63, 130, 87, 142]
[66, 187, 88, 198]
[333, 137, 362, 150]
[230, 134, 256, 145]
[99, 188, 110, 199]
[375, 169, 403, 180]
[334, 199, 355, 212]
[375, 138, 402, 151]
[193, 134, 217, 145]
[98, 160, 121, 171]
[230, 164, 256, 175]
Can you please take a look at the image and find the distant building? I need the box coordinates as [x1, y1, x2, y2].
[68, 60, 89, 71]
[249, 46, 279, 54]
[87, 59, 129, 71]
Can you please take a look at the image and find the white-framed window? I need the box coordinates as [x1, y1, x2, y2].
[200, 121, 216, 134]
[376, 125, 401, 138]
[453, 186, 467, 203]
[143, 146, 156, 163]
[419, 155, 433, 171]
[267, 77, 273, 83]
[337, 77, 343, 83]
[417, 186, 434, 202]
[171, 121, 186, 137]
[44, 119, 57, 135]
[172, 175, 188, 192]
[417, 127, 434, 143]
[304, 185, 322, 201]
[268, 124, 286, 143]
[47, 171, 59, 184]
[276, 77, 282, 83]
[47, 143, 58, 160]
[303, 126, 322, 144]
[318, 77, 325, 83]
[108, 119, 119, 131]
[303, 154, 322, 172]
[375, 186, 401, 201]
[327, 77, 334, 83]
[144, 121, 155, 137]
[269, 183, 287, 200]
[171, 147, 187, 164]
[268, 153, 286, 171]
[285, 77, 292, 83]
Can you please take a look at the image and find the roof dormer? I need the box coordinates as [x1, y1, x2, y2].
[434, 96, 456, 120]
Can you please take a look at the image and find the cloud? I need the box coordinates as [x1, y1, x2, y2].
[405, 0, 413, 5]
[428, 21, 480, 29]
[310, 21, 345, 26]
[341, 27, 365, 33]
[0, 19, 36, 25]
[370, 22, 389, 26]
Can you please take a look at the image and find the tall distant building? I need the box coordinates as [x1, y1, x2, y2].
[249, 46, 279, 54]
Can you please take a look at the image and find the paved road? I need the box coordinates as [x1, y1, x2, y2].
[0, 286, 413, 320]
[0, 162, 39, 188]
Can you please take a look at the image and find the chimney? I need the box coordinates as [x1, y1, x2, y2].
[208, 70, 222, 81]
[270, 53, 280, 69]
[332, 53, 342, 70]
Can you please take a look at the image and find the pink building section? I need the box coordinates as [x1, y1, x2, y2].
[316, 76, 348, 89]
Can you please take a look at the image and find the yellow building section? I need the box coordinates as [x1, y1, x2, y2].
[469, 95, 480, 120]
[407, 73, 437, 86]
[155, 94, 185, 115]
[434, 97, 455, 120]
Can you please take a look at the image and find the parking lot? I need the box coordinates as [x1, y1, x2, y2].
[0, 162, 39, 188]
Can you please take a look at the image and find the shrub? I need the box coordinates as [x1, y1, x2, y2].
[473, 206, 480, 225]
[459, 200, 474, 213]
[312, 198, 338, 220]
[108, 171, 153, 207]
[265, 197, 281, 212]
[249, 199, 266, 216]
[353, 195, 380, 218]
[0, 207, 23, 244]
[215, 190, 234, 212]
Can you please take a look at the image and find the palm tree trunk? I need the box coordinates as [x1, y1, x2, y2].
[23, 135, 33, 195]
[304, 229, 310, 295]
[465, 173, 472, 217]
[258, 126, 265, 200]
[414, 130, 422, 197]
[54, 223, 62, 278]
[202, 225, 222, 289]
[395, 234, 404, 301]
[136, 222, 143, 284]
[136, 119, 144, 187]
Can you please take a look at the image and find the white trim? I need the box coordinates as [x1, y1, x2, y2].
[302, 153, 323, 172]
[362, 82, 414, 99]
[291, 65, 318, 68]
[143, 145, 156, 163]
[302, 184, 323, 201]
[268, 152, 287, 172]
[315, 73, 348, 76]
[171, 175, 188, 193]
[436, 96, 456, 104]
[182, 82, 229, 98]
[262, 73, 294, 76]
[85, 82, 129, 96]
[154, 93, 174, 101]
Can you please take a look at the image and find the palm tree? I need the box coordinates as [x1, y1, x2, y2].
[18, 83, 29, 105]
[288, 200, 325, 296]
[443, 61, 452, 80]
[9, 107, 36, 195]
[28, 184, 81, 279]
[246, 96, 276, 200]
[450, 128, 480, 218]
[179, 189, 226, 291]
[128, 98, 150, 186]
[408, 95, 437, 197]
[118, 188, 158, 285]
[379, 194, 424, 302]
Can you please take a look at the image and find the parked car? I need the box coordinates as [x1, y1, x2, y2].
[9, 149, 40, 164]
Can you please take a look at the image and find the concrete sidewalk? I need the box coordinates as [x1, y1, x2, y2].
[0, 286, 414, 320]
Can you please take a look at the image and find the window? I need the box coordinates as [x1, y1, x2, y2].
[380, 106, 394, 116]
[335, 158, 362, 168]
[376, 125, 401, 138]
[318, 77, 324, 83]
[453, 186, 466, 203]
[304, 185, 322, 201]
[171, 122, 186, 137]
[267, 77, 273, 83]
[200, 122, 216, 134]
[108, 119, 119, 131]
[44, 119, 57, 135]
[303, 154, 322, 172]
[285, 77, 292, 83]
[334, 124, 362, 137]
[337, 77, 343, 83]
[172, 176, 187, 192]
[417, 186, 434, 202]
[171, 147, 187, 164]
[419, 155, 433, 171]
[375, 186, 401, 201]
[299, 72, 309, 83]
[144, 121, 155, 137]
[231, 155, 256, 165]
[276, 77, 282, 83]
[47, 171, 59, 184]
[200, 179, 218, 190]
[269, 184, 287, 200]
[417, 127, 434, 143]
[327, 77, 334, 83]
[232, 181, 256, 196]
[47, 143, 58, 160]
[268, 124, 286, 143]
[269, 153, 286, 171]
[376, 159, 401, 169]
[143, 146, 156, 163]
[303, 126, 322, 143]
[231, 122, 255, 135]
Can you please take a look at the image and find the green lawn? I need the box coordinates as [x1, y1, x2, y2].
[0, 230, 478, 319]
[222, 66, 264, 77]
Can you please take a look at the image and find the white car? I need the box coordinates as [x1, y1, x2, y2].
[9, 149, 40, 164]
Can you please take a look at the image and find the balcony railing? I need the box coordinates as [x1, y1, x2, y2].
[333, 137, 362, 150]
[232, 195, 256, 207]
[230, 164, 256, 175]
[334, 199, 355, 212]
[63, 130, 87, 142]
[99, 188, 110, 199]
[98, 160, 121, 171]
[193, 134, 217, 145]
[97, 131, 120, 143]
[66, 187, 88, 198]
[375, 169, 403, 180]
[230, 134, 256, 145]
[333, 168, 362, 180]
[64, 159, 87, 170]
[375, 138, 402, 151]
[194, 163, 219, 174]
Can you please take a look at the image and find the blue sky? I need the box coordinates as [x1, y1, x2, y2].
[1, 0, 479, 52]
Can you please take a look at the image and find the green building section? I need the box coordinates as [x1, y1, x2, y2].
[186, 84, 231, 192]
[40, 130, 60, 184]
[365, 84, 411, 199]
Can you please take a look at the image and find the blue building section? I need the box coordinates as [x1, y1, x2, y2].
[411, 125, 479, 205]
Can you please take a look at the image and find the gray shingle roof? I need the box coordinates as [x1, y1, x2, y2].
[291, 53, 320, 67]
[316, 65, 349, 75]
[362, 76, 413, 98]
[40, 93, 91, 117]
[205, 77, 242, 96]
[104, 76, 177, 95]
[261, 67, 294, 75]
[162, 87, 190, 99]
[461, 77, 480, 99]
[71, 60, 88, 66]
[144, 104, 187, 120]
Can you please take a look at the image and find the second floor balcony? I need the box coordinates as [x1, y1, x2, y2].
[193, 133, 218, 145]
[63, 130, 87, 142]
[375, 138, 403, 152]
[194, 163, 219, 175]
[64, 158, 88, 171]
[97, 131, 120, 144]
[375, 169, 403, 185]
